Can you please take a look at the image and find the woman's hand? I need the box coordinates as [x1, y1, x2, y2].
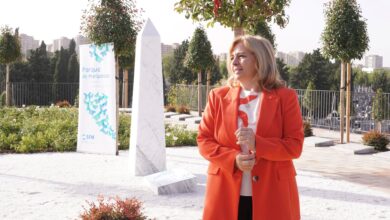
[235, 153, 255, 172]
[235, 127, 256, 153]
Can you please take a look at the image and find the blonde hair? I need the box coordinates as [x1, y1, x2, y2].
[227, 35, 285, 91]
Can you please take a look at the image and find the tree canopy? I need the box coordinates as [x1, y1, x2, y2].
[0, 26, 21, 65]
[321, 0, 369, 61]
[289, 49, 337, 90]
[80, 0, 142, 61]
[174, 0, 290, 32]
[185, 27, 214, 72]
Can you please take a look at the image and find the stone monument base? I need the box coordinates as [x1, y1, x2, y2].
[144, 168, 197, 195]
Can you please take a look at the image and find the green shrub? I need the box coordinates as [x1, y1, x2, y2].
[362, 130, 389, 151]
[80, 195, 149, 220]
[0, 107, 197, 153]
[118, 114, 131, 150]
[165, 124, 197, 147]
[303, 121, 313, 137]
[0, 107, 78, 153]
[16, 132, 48, 153]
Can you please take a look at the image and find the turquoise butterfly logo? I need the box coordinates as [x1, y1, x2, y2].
[89, 44, 110, 63]
[83, 92, 116, 140]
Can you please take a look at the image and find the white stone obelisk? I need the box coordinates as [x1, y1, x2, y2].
[129, 19, 166, 176]
[129, 19, 196, 195]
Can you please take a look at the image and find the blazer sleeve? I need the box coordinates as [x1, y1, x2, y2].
[197, 89, 240, 174]
[255, 89, 304, 161]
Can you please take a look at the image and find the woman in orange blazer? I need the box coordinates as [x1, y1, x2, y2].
[198, 35, 304, 220]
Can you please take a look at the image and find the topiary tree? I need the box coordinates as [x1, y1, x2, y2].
[185, 27, 214, 116]
[0, 26, 21, 106]
[174, 0, 290, 37]
[321, 0, 369, 143]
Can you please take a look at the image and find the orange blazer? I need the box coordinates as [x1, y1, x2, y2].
[198, 86, 304, 220]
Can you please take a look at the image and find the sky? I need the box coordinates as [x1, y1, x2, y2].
[0, 0, 389, 66]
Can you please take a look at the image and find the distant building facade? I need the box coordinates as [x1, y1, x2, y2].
[19, 33, 40, 58]
[365, 55, 383, 69]
[161, 43, 179, 57]
[52, 37, 71, 52]
[276, 51, 306, 67]
[74, 35, 90, 55]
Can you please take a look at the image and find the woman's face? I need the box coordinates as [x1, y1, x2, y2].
[230, 42, 257, 85]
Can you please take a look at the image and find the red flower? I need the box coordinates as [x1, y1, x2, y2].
[213, 0, 222, 16]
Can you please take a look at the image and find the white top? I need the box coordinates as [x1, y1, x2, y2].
[238, 89, 261, 196]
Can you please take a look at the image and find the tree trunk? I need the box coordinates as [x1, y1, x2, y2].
[115, 57, 119, 155]
[233, 27, 245, 38]
[346, 62, 351, 143]
[5, 64, 11, 106]
[122, 69, 129, 108]
[376, 121, 382, 133]
[339, 62, 346, 144]
[198, 71, 202, 117]
[206, 70, 211, 103]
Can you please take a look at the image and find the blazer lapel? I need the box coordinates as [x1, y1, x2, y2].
[256, 89, 280, 136]
[221, 86, 240, 148]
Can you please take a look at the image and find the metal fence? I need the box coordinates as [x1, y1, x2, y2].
[10, 82, 79, 106]
[174, 84, 216, 110]
[173, 85, 390, 134]
[3, 81, 390, 133]
[4, 81, 133, 108]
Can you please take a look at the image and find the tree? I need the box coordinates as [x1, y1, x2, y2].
[68, 53, 79, 83]
[371, 69, 389, 93]
[67, 39, 79, 84]
[209, 56, 223, 85]
[50, 51, 59, 81]
[372, 88, 387, 132]
[119, 53, 135, 108]
[28, 41, 51, 82]
[9, 62, 30, 82]
[276, 58, 289, 84]
[167, 40, 196, 85]
[81, 0, 142, 59]
[321, 0, 369, 143]
[185, 27, 214, 116]
[81, 0, 142, 99]
[174, 0, 290, 36]
[303, 81, 316, 122]
[53, 47, 69, 102]
[353, 68, 370, 88]
[0, 26, 21, 106]
[219, 60, 229, 80]
[162, 54, 173, 84]
[249, 19, 276, 49]
[289, 49, 335, 90]
[68, 39, 76, 55]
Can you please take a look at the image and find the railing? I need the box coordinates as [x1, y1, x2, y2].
[173, 85, 390, 133]
[174, 84, 216, 111]
[4, 81, 390, 133]
[6, 81, 133, 108]
[10, 82, 79, 106]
